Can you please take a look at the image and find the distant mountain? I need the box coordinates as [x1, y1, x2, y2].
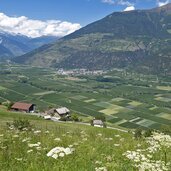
[14, 4, 171, 74]
[0, 32, 59, 60]
[27, 36, 58, 49]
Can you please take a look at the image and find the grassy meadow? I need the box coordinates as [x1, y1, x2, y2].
[0, 109, 171, 171]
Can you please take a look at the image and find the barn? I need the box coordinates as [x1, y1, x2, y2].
[11, 102, 35, 113]
[93, 120, 104, 127]
[56, 107, 70, 117]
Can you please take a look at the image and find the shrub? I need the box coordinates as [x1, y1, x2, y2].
[94, 115, 106, 122]
[6, 119, 33, 131]
[144, 129, 154, 137]
[2, 101, 14, 110]
[134, 128, 143, 139]
[7, 102, 14, 110]
[90, 120, 94, 126]
[59, 117, 67, 122]
[71, 113, 79, 122]
[160, 125, 171, 135]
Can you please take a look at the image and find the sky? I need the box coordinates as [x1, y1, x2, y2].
[0, 0, 170, 38]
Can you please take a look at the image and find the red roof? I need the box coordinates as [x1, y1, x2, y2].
[11, 102, 34, 111]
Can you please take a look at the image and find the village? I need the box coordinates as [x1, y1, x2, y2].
[56, 69, 107, 76]
[10, 101, 106, 128]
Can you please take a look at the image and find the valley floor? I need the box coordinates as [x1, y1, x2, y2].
[0, 63, 171, 130]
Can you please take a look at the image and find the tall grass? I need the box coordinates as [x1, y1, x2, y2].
[0, 119, 170, 171]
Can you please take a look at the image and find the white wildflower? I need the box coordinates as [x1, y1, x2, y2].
[22, 128, 28, 131]
[13, 135, 19, 138]
[36, 146, 41, 151]
[105, 138, 113, 141]
[15, 158, 23, 161]
[114, 144, 120, 147]
[9, 126, 14, 130]
[95, 161, 102, 165]
[120, 138, 124, 142]
[52, 153, 58, 159]
[95, 166, 107, 171]
[54, 138, 61, 141]
[28, 142, 41, 148]
[34, 130, 41, 134]
[64, 147, 74, 155]
[123, 132, 171, 171]
[59, 152, 65, 157]
[27, 149, 33, 153]
[115, 135, 120, 137]
[22, 138, 31, 143]
[47, 146, 74, 159]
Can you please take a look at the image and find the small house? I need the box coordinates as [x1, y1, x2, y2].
[93, 120, 104, 127]
[46, 108, 57, 116]
[11, 102, 35, 113]
[56, 107, 70, 117]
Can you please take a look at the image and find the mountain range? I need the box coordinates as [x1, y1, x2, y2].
[14, 4, 171, 74]
[0, 32, 58, 60]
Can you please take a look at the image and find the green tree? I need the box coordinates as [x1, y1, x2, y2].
[71, 113, 79, 122]
[7, 102, 14, 110]
[95, 115, 106, 122]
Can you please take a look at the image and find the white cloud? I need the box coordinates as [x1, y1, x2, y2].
[118, 0, 134, 6]
[124, 5, 135, 11]
[0, 13, 81, 38]
[102, 0, 115, 4]
[102, 0, 134, 6]
[157, 0, 170, 7]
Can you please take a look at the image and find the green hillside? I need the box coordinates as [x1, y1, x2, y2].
[0, 109, 171, 171]
[14, 4, 171, 74]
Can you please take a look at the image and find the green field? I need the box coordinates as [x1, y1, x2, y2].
[0, 63, 171, 130]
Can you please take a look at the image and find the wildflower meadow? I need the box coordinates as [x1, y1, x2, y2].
[0, 116, 171, 170]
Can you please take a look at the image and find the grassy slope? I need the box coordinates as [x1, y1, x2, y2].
[0, 109, 133, 171]
[0, 109, 171, 170]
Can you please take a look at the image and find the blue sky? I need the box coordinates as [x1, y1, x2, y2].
[0, 0, 170, 25]
[0, 0, 170, 37]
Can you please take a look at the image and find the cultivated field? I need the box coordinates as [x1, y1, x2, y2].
[0, 63, 171, 130]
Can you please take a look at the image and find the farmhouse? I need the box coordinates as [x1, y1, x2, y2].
[11, 102, 35, 113]
[93, 120, 104, 127]
[56, 107, 70, 117]
[46, 108, 57, 116]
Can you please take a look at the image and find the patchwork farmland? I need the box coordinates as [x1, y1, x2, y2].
[0, 63, 171, 130]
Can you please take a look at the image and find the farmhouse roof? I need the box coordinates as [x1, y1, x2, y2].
[11, 102, 34, 111]
[47, 108, 56, 115]
[93, 120, 104, 125]
[56, 107, 70, 115]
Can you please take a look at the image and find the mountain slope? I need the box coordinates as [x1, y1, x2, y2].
[14, 4, 171, 74]
[0, 33, 31, 59]
[0, 32, 59, 60]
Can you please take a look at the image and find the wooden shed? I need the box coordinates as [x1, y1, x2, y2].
[11, 102, 35, 113]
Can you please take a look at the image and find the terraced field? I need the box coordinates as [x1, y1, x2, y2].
[0, 63, 171, 130]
